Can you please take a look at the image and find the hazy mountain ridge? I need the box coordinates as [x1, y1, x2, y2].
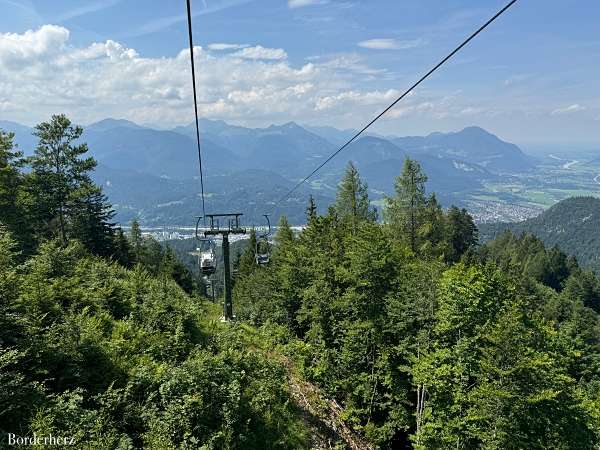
[390, 126, 534, 173]
[479, 197, 600, 272]
[1, 117, 534, 225]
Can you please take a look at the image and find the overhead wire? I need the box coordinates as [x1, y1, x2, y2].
[271, 0, 519, 213]
[186, 0, 207, 220]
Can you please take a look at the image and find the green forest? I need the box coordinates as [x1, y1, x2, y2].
[479, 196, 600, 273]
[1, 116, 600, 449]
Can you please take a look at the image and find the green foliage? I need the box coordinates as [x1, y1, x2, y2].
[0, 116, 310, 448]
[479, 196, 600, 272]
[0, 227, 309, 448]
[0, 130, 34, 254]
[481, 231, 576, 291]
[1, 116, 131, 261]
[384, 158, 478, 262]
[238, 228, 258, 278]
[413, 264, 596, 449]
[445, 205, 478, 264]
[233, 162, 600, 448]
[334, 162, 377, 228]
[385, 157, 428, 252]
[29, 114, 98, 245]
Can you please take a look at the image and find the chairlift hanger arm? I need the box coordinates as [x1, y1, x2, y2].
[204, 213, 244, 218]
[195, 216, 203, 240]
[260, 214, 272, 238]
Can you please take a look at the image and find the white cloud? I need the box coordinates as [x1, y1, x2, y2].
[310, 53, 387, 76]
[315, 89, 400, 111]
[0, 25, 347, 126]
[288, 0, 328, 9]
[551, 104, 586, 116]
[207, 43, 249, 51]
[358, 38, 425, 50]
[0, 24, 503, 130]
[231, 45, 287, 60]
[504, 73, 533, 87]
[0, 25, 69, 67]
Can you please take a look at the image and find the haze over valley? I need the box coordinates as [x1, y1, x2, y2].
[2, 117, 598, 227]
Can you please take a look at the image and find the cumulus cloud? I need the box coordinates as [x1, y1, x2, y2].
[207, 43, 249, 51]
[358, 38, 425, 50]
[0, 24, 484, 129]
[0, 25, 337, 126]
[288, 0, 328, 9]
[551, 104, 586, 116]
[315, 89, 400, 111]
[231, 45, 288, 60]
[0, 25, 69, 67]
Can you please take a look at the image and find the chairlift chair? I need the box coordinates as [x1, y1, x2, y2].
[255, 214, 272, 265]
[196, 216, 217, 275]
[199, 247, 217, 275]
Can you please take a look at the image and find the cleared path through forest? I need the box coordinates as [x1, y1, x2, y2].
[277, 354, 374, 450]
[238, 321, 373, 449]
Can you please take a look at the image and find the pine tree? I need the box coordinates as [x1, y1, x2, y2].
[274, 215, 294, 250]
[238, 229, 258, 277]
[29, 115, 97, 245]
[70, 184, 116, 258]
[419, 193, 447, 257]
[446, 206, 478, 263]
[112, 228, 133, 267]
[334, 162, 376, 230]
[129, 219, 144, 264]
[384, 157, 428, 252]
[0, 130, 32, 252]
[306, 195, 317, 223]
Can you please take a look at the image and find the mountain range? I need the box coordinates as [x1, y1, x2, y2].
[0, 117, 536, 225]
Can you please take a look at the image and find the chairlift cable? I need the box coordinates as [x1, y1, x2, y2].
[270, 0, 519, 214]
[186, 0, 207, 221]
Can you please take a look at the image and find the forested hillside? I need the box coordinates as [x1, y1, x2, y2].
[2, 117, 600, 449]
[479, 196, 600, 272]
[0, 116, 313, 448]
[233, 161, 600, 448]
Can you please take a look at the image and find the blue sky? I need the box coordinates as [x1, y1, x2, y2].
[0, 0, 599, 145]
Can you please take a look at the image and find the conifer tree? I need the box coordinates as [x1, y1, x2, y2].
[274, 215, 294, 248]
[129, 219, 144, 263]
[0, 131, 22, 221]
[70, 184, 116, 257]
[384, 157, 428, 252]
[419, 193, 447, 257]
[30, 114, 97, 244]
[0, 130, 30, 250]
[306, 195, 317, 223]
[334, 162, 376, 230]
[112, 228, 133, 267]
[446, 206, 478, 263]
[238, 228, 258, 277]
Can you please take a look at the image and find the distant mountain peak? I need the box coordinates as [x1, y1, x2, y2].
[269, 121, 303, 131]
[87, 118, 144, 132]
[460, 126, 491, 135]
